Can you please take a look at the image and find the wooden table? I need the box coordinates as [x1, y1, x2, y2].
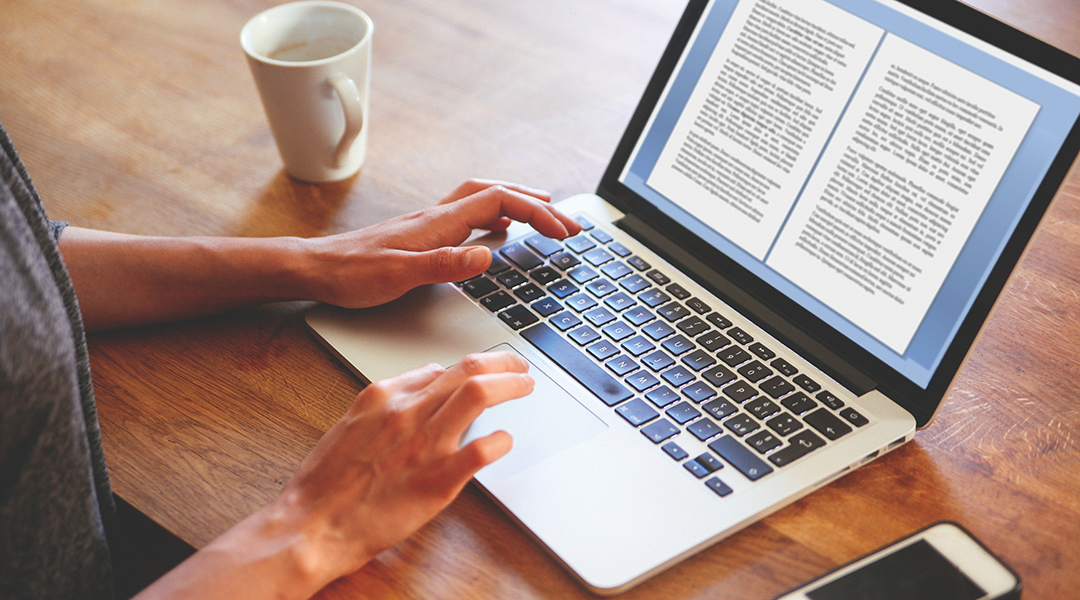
[3, 0, 1079, 597]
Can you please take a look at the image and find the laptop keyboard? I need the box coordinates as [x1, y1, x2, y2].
[457, 215, 870, 498]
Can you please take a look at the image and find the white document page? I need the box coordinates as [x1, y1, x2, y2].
[647, 0, 884, 259]
[767, 35, 1039, 353]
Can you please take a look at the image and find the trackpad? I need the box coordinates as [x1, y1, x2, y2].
[463, 344, 607, 484]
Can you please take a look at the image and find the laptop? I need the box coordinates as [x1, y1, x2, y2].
[307, 0, 1080, 594]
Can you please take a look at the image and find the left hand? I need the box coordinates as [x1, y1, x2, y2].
[303, 179, 581, 309]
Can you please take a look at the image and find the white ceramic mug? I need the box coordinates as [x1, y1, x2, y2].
[241, 1, 373, 183]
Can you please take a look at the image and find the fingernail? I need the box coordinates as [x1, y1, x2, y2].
[464, 247, 490, 272]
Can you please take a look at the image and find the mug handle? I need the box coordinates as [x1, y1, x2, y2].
[329, 73, 364, 169]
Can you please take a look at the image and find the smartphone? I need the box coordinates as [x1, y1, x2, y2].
[773, 522, 1021, 600]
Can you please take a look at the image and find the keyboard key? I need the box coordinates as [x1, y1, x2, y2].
[681, 381, 717, 403]
[513, 283, 544, 303]
[646, 269, 671, 285]
[521, 323, 633, 407]
[657, 303, 690, 322]
[497, 270, 528, 289]
[676, 316, 710, 337]
[839, 407, 869, 427]
[759, 376, 796, 399]
[608, 241, 631, 257]
[621, 335, 655, 357]
[722, 380, 757, 403]
[462, 276, 498, 298]
[708, 435, 774, 481]
[641, 350, 675, 372]
[705, 476, 733, 497]
[745, 398, 781, 420]
[661, 365, 695, 388]
[566, 293, 598, 312]
[728, 327, 753, 344]
[584, 306, 616, 327]
[620, 274, 651, 293]
[638, 288, 670, 308]
[587, 339, 620, 361]
[702, 364, 737, 388]
[583, 247, 615, 266]
[666, 401, 701, 425]
[603, 292, 635, 312]
[498, 305, 538, 330]
[718, 346, 752, 368]
[605, 354, 639, 377]
[585, 278, 617, 298]
[684, 460, 710, 478]
[681, 349, 716, 371]
[694, 452, 724, 473]
[768, 430, 825, 467]
[737, 360, 773, 383]
[574, 215, 595, 230]
[626, 369, 660, 393]
[547, 279, 579, 299]
[590, 228, 614, 244]
[549, 251, 581, 271]
[531, 296, 562, 317]
[661, 440, 688, 460]
[568, 264, 599, 284]
[550, 311, 582, 331]
[623, 306, 655, 326]
[804, 408, 853, 440]
[771, 357, 799, 376]
[530, 266, 562, 285]
[706, 312, 733, 329]
[525, 233, 563, 257]
[643, 320, 676, 341]
[501, 243, 543, 270]
[642, 419, 679, 443]
[766, 413, 803, 436]
[627, 255, 651, 271]
[568, 325, 600, 346]
[480, 291, 515, 312]
[565, 235, 597, 253]
[748, 342, 776, 360]
[723, 414, 760, 437]
[817, 390, 845, 410]
[661, 334, 694, 356]
[486, 254, 511, 275]
[746, 430, 782, 454]
[698, 330, 731, 352]
[686, 297, 711, 314]
[794, 374, 821, 393]
[666, 283, 691, 299]
[780, 392, 817, 415]
[602, 320, 634, 342]
[601, 261, 632, 280]
[703, 398, 738, 420]
[646, 385, 680, 408]
[615, 398, 658, 426]
[688, 418, 723, 441]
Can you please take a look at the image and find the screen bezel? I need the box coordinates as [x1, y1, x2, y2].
[597, 0, 1080, 427]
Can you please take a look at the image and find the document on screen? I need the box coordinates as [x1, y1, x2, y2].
[647, 0, 1039, 353]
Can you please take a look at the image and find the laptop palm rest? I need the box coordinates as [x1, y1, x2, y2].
[465, 344, 607, 484]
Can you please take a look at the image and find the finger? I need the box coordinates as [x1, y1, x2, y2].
[441, 431, 514, 483]
[411, 245, 492, 287]
[350, 362, 445, 412]
[412, 351, 529, 418]
[429, 371, 535, 447]
[448, 186, 581, 239]
[440, 179, 552, 206]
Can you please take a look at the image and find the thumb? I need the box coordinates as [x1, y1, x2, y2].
[421, 246, 491, 284]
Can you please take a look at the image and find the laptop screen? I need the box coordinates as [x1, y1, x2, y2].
[613, 0, 1080, 390]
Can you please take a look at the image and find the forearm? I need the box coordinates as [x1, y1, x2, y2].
[59, 227, 317, 332]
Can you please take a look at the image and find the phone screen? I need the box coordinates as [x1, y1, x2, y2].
[807, 539, 986, 600]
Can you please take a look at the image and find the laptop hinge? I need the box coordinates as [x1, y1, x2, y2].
[616, 213, 876, 397]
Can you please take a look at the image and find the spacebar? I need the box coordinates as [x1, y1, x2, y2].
[521, 322, 633, 407]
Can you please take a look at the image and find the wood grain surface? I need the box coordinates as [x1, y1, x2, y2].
[2, 0, 1078, 598]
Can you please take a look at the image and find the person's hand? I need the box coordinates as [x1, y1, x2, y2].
[271, 351, 533, 588]
[303, 179, 582, 308]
